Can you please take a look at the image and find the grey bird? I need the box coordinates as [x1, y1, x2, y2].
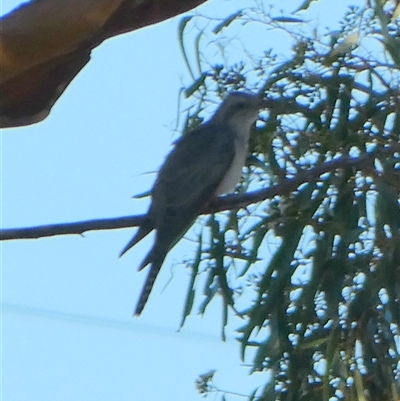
[120, 92, 267, 315]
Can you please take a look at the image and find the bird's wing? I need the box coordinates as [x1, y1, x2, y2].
[154, 123, 236, 209]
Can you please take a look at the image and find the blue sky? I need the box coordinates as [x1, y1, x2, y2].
[1, 1, 365, 400]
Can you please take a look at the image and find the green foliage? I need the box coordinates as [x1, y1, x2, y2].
[180, 1, 400, 400]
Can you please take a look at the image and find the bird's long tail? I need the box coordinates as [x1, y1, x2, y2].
[134, 244, 168, 315]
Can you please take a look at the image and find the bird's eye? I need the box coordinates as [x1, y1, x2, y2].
[236, 102, 246, 109]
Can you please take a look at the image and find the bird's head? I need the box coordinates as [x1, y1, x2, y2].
[212, 92, 267, 133]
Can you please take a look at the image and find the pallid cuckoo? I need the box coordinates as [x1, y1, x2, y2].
[120, 92, 267, 315]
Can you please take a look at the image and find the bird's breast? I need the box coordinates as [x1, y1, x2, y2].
[214, 137, 248, 196]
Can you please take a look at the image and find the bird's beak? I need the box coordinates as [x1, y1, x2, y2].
[253, 95, 269, 110]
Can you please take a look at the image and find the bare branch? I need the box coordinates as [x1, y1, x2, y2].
[0, 215, 146, 241]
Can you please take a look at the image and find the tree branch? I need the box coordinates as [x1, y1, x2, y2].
[0, 215, 147, 241]
[1, 145, 398, 242]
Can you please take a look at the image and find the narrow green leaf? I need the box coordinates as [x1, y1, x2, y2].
[185, 73, 207, 97]
[272, 16, 304, 23]
[213, 10, 242, 34]
[293, 0, 318, 13]
[178, 16, 195, 80]
[179, 233, 202, 328]
[239, 223, 270, 277]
